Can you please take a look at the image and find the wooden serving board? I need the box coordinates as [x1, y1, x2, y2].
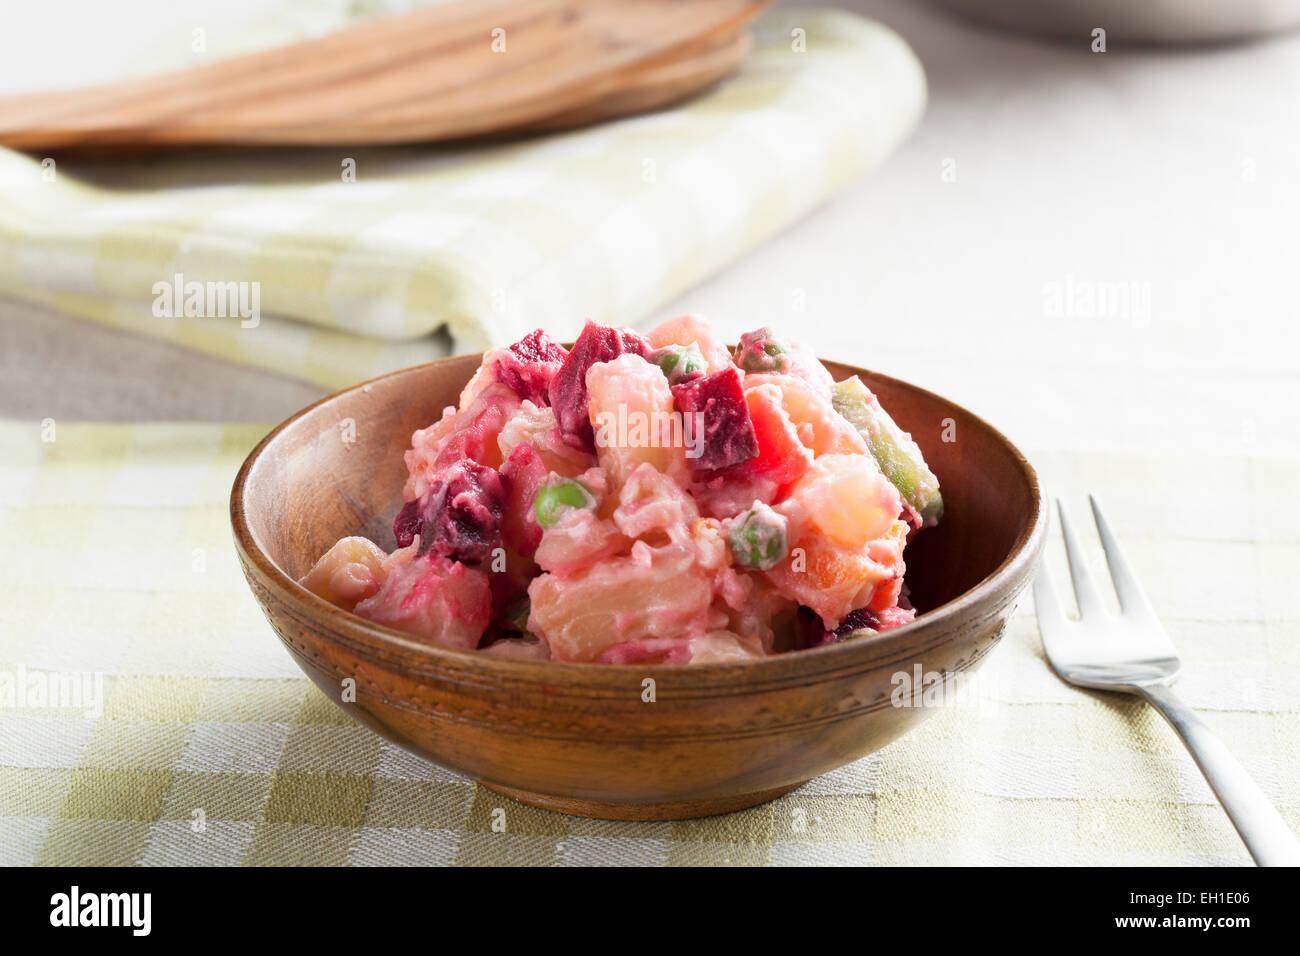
[0, 0, 768, 150]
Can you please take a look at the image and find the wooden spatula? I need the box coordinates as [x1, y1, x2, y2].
[526, 29, 752, 133]
[0, 0, 768, 150]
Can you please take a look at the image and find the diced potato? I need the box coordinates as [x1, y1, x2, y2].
[711, 569, 797, 653]
[763, 531, 895, 629]
[788, 454, 901, 549]
[481, 637, 551, 660]
[866, 520, 909, 612]
[458, 351, 501, 408]
[745, 373, 867, 458]
[300, 536, 387, 611]
[354, 552, 491, 649]
[533, 505, 628, 577]
[400, 407, 457, 502]
[785, 338, 836, 393]
[688, 630, 766, 663]
[528, 543, 713, 662]
[689, 470, 779, 519]
[497, 401, 595, 478]
[586, 353, 689, 489]
[611, 461, 702, 546]
[597, 636, 696, 665]
[550, 321, 653, 452]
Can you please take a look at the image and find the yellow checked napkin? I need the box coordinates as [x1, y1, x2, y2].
[0, 6, 925, 389]
[2, 420, 1295, 865]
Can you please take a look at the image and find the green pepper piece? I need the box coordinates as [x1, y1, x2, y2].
[831, 377, 943, 525]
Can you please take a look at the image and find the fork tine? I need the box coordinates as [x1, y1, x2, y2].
[1056, 498, 1108, 619]
[1032, 562, 1066, 631]
[1089, 494, 1156, 618]
[1032, 560, 1077, 678]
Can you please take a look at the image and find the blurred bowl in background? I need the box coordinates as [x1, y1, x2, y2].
[928, 0, 1300, 45]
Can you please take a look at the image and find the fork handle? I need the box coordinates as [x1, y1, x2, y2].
[1139, 683, 1300, 866]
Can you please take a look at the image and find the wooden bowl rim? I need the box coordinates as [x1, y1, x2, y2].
[231, 353, 1046, 689]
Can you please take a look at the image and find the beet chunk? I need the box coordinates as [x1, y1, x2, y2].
[394, 458, 506, 562]
[670, 366, 759, 472]
[548, 320, 652, 452]
[424, 459, 506, 562]
[393, 498, 424, 549]
[831, 607, 882, 640]
[791, 606, 880, 650]
[493, 329, 568, 406]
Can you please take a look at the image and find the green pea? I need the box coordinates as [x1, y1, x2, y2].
[734, 327, 792, 373]
[651, 343, 707, 384]
[534, 477, 593, 529]
[727, 504, 788, 570]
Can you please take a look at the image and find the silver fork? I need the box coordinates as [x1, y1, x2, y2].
[1034, 496, 1300, 866]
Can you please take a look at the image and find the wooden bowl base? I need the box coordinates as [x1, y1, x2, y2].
[479, 780, 807, 821]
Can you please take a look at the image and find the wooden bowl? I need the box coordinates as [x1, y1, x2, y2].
[231, 354, 1046, 820]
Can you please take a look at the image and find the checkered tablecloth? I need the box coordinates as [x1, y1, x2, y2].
[2, 420, 1295, 865]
